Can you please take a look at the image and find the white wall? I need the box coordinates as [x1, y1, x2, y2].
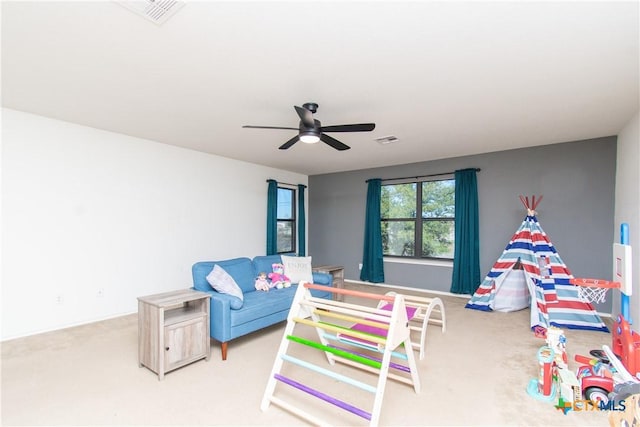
[1, 108, 307, 340]
[614, 110, 640, 324]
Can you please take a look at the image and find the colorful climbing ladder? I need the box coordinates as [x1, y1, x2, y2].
[261, 283, 420, 426]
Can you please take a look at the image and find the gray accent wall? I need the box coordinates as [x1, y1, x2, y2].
[308, 137, 617, 313]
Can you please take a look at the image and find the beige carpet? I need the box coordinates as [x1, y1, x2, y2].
[2, 283, 612, 426]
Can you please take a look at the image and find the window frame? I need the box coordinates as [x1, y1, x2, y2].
[276, 186, 297, 254]
[380, 175, 455, 261]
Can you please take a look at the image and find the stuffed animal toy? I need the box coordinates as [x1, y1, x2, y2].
[268, 263, 291, 289]
[254, 272, 271, 292]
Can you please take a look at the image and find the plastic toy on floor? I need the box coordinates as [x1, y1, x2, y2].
[574, 351, 614, 403]
[527, 345, 557, 401]
[575, 222, 635, 399]
[572, 343, 640, 408]
[546, 326, 568, 368]
[611, 314, 640, 377]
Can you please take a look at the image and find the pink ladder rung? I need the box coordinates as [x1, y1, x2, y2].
[304, 282, 396, 302]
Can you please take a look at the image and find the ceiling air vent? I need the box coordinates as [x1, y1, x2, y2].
[116, 0, 185, 25]
[374, 135, 399, 145]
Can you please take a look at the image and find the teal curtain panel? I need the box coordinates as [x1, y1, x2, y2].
[451, 168, 480, 294]
[360, 178, 385, 283]
[298, 184, 306, 256]
[266, 179, 278, 255]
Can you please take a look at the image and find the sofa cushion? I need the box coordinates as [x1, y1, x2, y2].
[192, 258, 256, 294]
[193, 262, 218, 292]
[230, 286, 298, 326]
[214, 258, 256, 293]
[206, 265, 244, 309]
[281, 255, 313, 284]
[252, 255, 284, 279]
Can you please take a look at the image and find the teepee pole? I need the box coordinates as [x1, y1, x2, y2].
[519, 194, 543, 213]
[532, 195, 543, 211]
[519, 195, 528, 209]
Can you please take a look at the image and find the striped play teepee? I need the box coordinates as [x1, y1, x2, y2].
[465, 195, 609, 333]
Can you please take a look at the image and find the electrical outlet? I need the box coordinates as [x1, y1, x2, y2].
[97, 288, 105, 298]
[358, 263, 363, 270]
[55, 294, 64, 305]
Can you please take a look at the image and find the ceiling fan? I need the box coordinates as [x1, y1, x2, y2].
[242, 102, 375, 151]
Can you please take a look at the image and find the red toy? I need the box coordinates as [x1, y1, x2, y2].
[574, 353, 614, 403]
[612, 314, 640, 378]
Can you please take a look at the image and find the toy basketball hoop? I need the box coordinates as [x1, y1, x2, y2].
[571, 278, 620, 304]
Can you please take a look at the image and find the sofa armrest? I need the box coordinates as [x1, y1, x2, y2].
[312, 272, 332, 286]
[206, 291, 235, 342]
[307, 272, 334, 299]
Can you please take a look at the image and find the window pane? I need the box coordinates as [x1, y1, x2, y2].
[277, 221, 293, 253]
[382, 221, 415, 256]
[381, 184, 417, 219]
[277, 188, 293, 220]
[422, 179, 455, 218]
[422, 220, 455, 258]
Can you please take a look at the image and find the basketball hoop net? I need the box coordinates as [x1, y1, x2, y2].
[570, 278, 620, 304]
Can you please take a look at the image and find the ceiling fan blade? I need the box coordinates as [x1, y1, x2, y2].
[279, 135, 299, 150]
[294, 105, 315, 128]
[320, 123, 376, 133]
[242, 125, 298, 130]
[320, 133, 350, 151]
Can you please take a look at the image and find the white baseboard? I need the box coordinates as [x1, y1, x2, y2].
[1, 310, 138, 342]
[344, 279, 471, 299]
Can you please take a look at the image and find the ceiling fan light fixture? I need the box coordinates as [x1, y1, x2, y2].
[299, 132, 320, 144]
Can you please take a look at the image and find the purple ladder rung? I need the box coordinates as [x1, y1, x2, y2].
[379, 303, 418, 319]
[274, 373, 372, 421]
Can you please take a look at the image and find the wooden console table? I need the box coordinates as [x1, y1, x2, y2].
[138, 289, 210, 380]
[312, 265, 345, 301]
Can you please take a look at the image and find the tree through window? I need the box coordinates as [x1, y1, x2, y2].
[276, 187, 296, 253]
[381, 178, 455, 260]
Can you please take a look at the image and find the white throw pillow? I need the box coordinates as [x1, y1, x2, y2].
[206, 264, 244, 303]
[281, 255, 313, 285]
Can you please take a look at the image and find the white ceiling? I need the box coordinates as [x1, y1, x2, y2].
[2, 1, 638, 175]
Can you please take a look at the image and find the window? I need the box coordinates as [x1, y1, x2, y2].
[276, 187, 296, 253]
[381, 178, 455, 260]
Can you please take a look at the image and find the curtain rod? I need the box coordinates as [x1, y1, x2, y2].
[266, 179, 307, 188]
[368, 168, 481, 183]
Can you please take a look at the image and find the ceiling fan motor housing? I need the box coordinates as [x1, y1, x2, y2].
[302, 102, 318, 113]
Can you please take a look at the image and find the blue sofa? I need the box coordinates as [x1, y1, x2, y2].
[192, 255, 332, 360]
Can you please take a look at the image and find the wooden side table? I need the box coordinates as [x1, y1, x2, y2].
[312, 265, 345, 301]
[138, 289, 210, 380]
